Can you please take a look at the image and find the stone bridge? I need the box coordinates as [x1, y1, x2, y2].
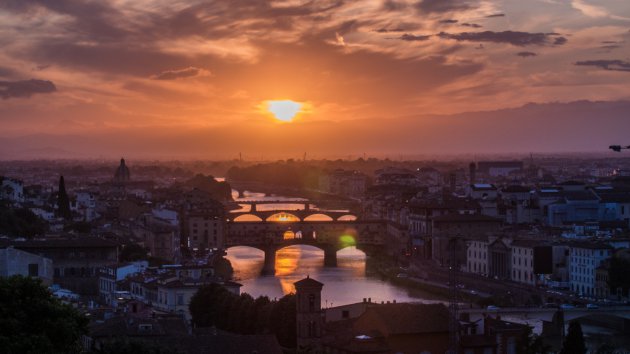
[225, 220, 386, 274]
[461, 307, 630, 334]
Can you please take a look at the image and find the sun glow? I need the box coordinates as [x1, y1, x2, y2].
[266, 100, 302, 122]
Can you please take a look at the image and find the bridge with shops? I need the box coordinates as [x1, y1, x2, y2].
[226, 200, 359, 222]
[225, 219, 387, 274]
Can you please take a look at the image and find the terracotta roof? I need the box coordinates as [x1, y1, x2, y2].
[359, 303, 449, 335]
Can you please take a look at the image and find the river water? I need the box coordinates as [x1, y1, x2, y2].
[225, 189, 446, 307]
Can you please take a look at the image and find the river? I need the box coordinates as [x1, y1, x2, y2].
[224, 188, 446, 307]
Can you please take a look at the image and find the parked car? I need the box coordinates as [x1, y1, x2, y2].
[586, 303, 599, 309]
[560, 304, 575, 310]
[486, 305, 500, 311]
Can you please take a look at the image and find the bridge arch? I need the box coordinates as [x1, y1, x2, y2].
[303, 213, 334, 221]
[337, 214, 358, 221]
[266, 212, 301, 222]
[232, 214, 263, 222]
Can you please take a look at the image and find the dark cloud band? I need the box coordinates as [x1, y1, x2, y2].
[0, 79, 56, 99]
[439, 31, 567, 46]
[575, 60, 630, 72]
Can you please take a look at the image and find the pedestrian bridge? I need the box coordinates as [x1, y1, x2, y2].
[225, 220, 386, 274]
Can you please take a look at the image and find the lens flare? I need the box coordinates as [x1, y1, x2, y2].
[339, 234, 357, 248]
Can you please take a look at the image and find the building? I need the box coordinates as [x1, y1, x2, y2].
[0, 176, 25, 204]
[132, 213, 181, 262]
[488, 237, 511, 280]
[0, 246, 53, 285]
[374, 167, 419, 187]
[72, 191, 98, 221]
[294, 276, 324, 351]
[180, 190, 226, 250]
[319, 169, 369, 198]
[187, 214, 224, 251]
[476, 161, 524, 178]
[546, 190, 600, 226]
[568, 242, 613, 297]
[431, 213, 502, 267]
[98, 261, 148, 305]
[1, 237, 119, 295]
[466, 240, 488, 276]
[323, 302, 450, 354]
[510, 240, 537, 286]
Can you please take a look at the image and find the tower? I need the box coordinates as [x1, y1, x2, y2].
[294, 276, 324, 351]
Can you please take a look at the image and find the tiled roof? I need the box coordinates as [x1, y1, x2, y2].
[359, 303, 449, 334]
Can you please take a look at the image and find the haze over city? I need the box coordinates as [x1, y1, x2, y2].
[1, 0, 630, 158]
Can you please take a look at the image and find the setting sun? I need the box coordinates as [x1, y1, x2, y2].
[267, 100, 302, 122]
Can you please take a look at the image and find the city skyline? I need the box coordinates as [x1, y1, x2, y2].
[1, 0, 630, 158]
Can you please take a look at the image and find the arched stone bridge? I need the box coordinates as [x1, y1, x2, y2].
[227, 200, 359, 222]
[225, 220, 386, 274]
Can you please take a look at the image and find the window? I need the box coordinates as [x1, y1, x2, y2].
[177, 293, 184, 305]
[342, 310, 349, 319]
[309, 294, 316, 312]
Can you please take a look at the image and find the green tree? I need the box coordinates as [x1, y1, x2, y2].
[560, 321, 586, 354]
[57, 175, 72, 220]
[0, 275, 88, 354]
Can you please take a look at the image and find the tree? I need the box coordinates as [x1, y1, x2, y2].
[518, 325, 550, 354]
[0, 275, 88, 354]
[560, 321, 586, 354]
[119, 243, 149, 262]
[57, 175, 72, 220]
[595, 343, 616, 354]
[189, 284, 298, 348]
[92, 338, 182, 354]
[0, 202, 48, 237]
[608, 255, 630, 298]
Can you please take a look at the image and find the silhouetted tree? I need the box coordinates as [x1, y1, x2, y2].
[560, 321, 586, 354]
[119, 243, 149, 262]
[0, 275, 88, 354]
[595, 343, 616, 354]
[57, 175, 72, 220]
[189, 284, 297, 348]
[518, 325, 550, 354]
[0, 202, 48, 237]
[608, 256, 630, 298]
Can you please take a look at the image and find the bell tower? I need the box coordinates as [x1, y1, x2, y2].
[294, 276, 324, 350]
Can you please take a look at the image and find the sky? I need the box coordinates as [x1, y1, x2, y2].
[1, 0, 630, 159]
